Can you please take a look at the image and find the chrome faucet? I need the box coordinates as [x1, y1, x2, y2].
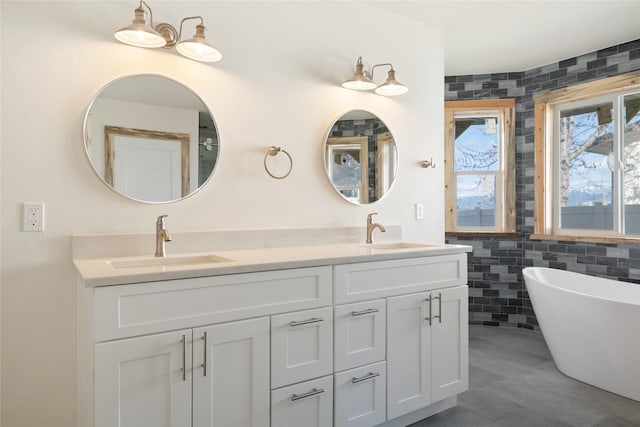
[155, 215, 172, 257]
[366, 212, 386, 244]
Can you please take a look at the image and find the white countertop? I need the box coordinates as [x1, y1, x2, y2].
[74, 242, 472, 287]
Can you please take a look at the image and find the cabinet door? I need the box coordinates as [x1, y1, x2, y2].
[271, 375, 333, 427]
[334, 361, 386, 427]
[386, 292, 431, 420]
[431, 285, 469, 402]
[95, 329, 192, 427]
[271, 306, 333, 388]
[193, 317, 270, 427]
[334, 299, 386, 372]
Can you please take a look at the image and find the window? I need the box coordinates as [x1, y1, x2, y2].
[444, 100, 516, 233]
[534, 71, 640, 241]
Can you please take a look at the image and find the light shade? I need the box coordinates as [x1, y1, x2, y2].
[176, 24, 222, 62]
[114, 5, 166, 48]
[374, 69, 409, 96]
[342, 57, 376, 91]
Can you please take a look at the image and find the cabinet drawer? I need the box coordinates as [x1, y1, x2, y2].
[94, 266, 332, 341]
[334, 300, 385, 372]
[334, 361, 386, 427]
[271, 375, 333, 427]
[271, 307, 333, 388]
[334, 254, 467, 304]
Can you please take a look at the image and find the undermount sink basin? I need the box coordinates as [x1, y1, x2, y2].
[107, 254, 234, 270]
[364, 242, 437, 250]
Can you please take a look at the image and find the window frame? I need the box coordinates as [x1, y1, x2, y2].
[533, 70, 640, 243]
[444, 99, 516, 234]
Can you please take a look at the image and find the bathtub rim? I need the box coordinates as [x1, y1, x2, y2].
[522, 266, 640, 307]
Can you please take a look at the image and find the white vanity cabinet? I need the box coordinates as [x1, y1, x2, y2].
[78, 246, 470, 427]
[387, 286, 469, 419]
[192, 318, 270, 427]
[82, 266, 332, 427]
[334, 254, 468, 425]
[94, 317, 270, 427]
[95, 329, 193, 427]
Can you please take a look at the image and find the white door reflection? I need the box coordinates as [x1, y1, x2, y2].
[113, 136, 183, 202]
[105, 126, 190, 202]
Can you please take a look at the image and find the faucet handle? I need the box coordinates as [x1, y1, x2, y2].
[367, 212, 378, 223]
[156, 214, 168, 224]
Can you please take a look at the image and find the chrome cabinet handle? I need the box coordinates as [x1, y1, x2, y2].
[351, 372, 380, 384]
[351, 308, 379, 316]
[424, 296, 432, 325]
[289, 317, 324, 327]
[434, 293, 442, 323]
[290, 388, 324, 402]
[181, 334, 186, 382]
[202, 331, 208, 377]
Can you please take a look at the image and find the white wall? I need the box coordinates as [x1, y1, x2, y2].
[0, 1, 444, 426]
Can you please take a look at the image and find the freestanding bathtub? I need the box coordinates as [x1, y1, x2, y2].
[523, 267, 640, 401]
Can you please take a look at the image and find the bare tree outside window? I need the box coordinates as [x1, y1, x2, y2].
[558, 103, 613, 230]
[556, 94, 640, 233]
[623, 93, 640, 233]
[533, 72, 640, 239]
[454, 115, 501, 227]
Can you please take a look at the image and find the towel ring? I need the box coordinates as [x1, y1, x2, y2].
[264, 146, 293, 179]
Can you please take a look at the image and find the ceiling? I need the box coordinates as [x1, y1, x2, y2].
[372, 1, 640, 76]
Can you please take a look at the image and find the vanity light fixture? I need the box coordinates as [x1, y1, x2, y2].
[114, 1, 222, 63]
[341, 57, 377, 91]
[342, 57, 408, 96]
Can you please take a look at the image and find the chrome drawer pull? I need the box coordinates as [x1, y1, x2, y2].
[202, 331, 208, 377]
[351, 372, 380, 384]
[290, 317, 324, 327]
[181, 334, 186, 382]
[290, 388, 325, 402]
[351, 308, 380, 316]
[424, 296, 432, 325]
[434, 293, 442, 323]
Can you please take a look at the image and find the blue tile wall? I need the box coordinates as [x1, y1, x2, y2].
[445, 39, 640, 331]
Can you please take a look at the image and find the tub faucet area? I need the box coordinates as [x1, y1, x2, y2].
[366, 212, 386, 244]
[155, 215, 171, 257]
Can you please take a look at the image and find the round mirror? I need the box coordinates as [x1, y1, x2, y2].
[83, 74, 219, 203]
[323, 110, 398, 204]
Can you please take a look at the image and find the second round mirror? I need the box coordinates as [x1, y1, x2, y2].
[323, 110, 398, 204]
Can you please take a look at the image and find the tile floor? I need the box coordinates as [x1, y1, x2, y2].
[412, 326, 640, 427]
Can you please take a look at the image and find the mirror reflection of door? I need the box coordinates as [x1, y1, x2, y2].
[113, 137, 181, 202]
[323, 110, 398, 204]
[326, 137, 369, 203]
[325, 132, 395, 204]
[376, 132, 396, 199]
[105, 126, 189, 202]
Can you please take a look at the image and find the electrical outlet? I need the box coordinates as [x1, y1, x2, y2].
[23, 203, 44, 232]
[415, 203, 424, 220]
